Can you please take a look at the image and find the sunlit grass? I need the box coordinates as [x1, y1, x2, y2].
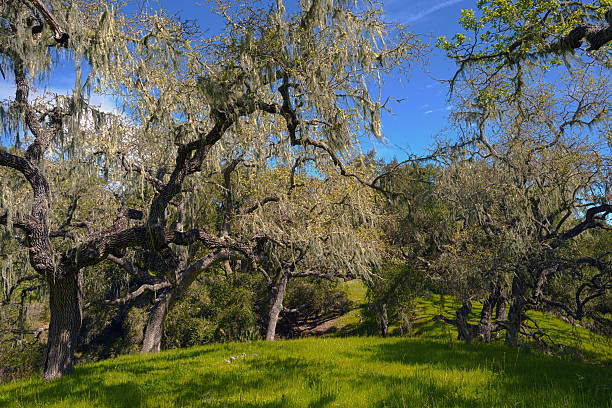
[2, 280, 609, 407]
[337, 281, 611, 363]
[1, 337, 610, 408]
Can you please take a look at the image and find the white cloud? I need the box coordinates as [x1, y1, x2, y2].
[90, 93, 120, 114]
[422, 105, 454, 115]
[0, 80, 119, 114]
[386, 0, 465, 24]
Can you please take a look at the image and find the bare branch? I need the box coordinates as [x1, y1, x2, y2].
[106, 254, 163, 285]
[85, 282, 172, 308]
[557, 204, 612, 244]
[118, 153, 166, 191]
[0, 207, 35, 233]
[221, 157, 243, 237]
[243, 197, 279, 214]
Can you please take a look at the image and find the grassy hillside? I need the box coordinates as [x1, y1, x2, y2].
[2, 280, 610, 407]
[332, 280, 611, 363]
[1, 337, 610, 408]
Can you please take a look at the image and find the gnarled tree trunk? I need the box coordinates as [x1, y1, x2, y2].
[455, 301, 476, 344]
[266, 272, 289, 341]
[495, 296, 507, 321]
[477, 297, 494, 343]
[141, 289, 173, 353]
[506, 276, 525, 346]
[43, 269, 82, 379]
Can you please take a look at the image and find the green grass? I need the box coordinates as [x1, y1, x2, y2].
[337, 281, 611, 363]
[413, 294, 611, 363]
[2, 281, 610, 407]
[1, 337, 610, 408]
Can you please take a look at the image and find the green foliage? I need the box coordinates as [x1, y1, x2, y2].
[0, 342, 45, 385]
[275, 279, 351, 337]
[164, 284, 215, 349]
[439, 0, 612, 117]
[365, 263, 423, 335]
[285, 279, 351, 320]
[334, 281, 611, 363]
[119, 306, 148, 354]
[208, 275, 260, 342]
[163, 273, 261, 347]
[80, 303, 148, 360]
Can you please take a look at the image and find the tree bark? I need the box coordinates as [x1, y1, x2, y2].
[266, 272, 289, 341]
[141, 289, 173, 353]
[455, 301, 475, 344]
[506, 276, 525, 346]
[138, 250, 231, 353]
[43, 269, 82, 379]
[478, 297, 494, 343]
[378, 303, 389, 338]
[495, 296, 507, 321]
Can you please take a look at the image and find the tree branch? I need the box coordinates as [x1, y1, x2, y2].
[22, 0, 69, 44]
[85, 282, 172, 308]
[221, 157, 243, 237]
[556, 204, 612, 244]
[106, 253, 163, 285]
[243, 197, 279, 214]
[0, 207, 35, 233]
[118, 152, 166, 191]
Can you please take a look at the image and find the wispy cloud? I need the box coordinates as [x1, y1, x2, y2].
[423, 105, 453, 115]
[387, 0, 465, 24]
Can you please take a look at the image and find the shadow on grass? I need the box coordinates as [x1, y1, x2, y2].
[0, 376, 145, 408]
[1, 353, 340, 408]
[327, 306, 378, 337]
[367, 339, 612, 407]
[2, 339, 610, 408]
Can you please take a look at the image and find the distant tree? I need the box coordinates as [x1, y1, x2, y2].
[435, 70, 611, 346]
[245, 164, 382, 341]
[366, 162, 445, 338]
[432, 0, 612, 347]
[365, 262, 422, 338]
[97, 155, 383, 347]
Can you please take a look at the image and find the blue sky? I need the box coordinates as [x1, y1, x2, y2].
[371, 0, 467, 159]
[1, 0, 469, 161]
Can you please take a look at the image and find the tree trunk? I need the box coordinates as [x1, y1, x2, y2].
[506, 302, 524, 346]
[495, 296, 507, 321]
[266, 272, 289, 341]
[506, 277, 525, 347]
[43, 270, 82, 380]
[455, 301, 475, 344]
[141, 289, 173, 353]
[478, 297, 494, 343]
[378, 303, 389, 338]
